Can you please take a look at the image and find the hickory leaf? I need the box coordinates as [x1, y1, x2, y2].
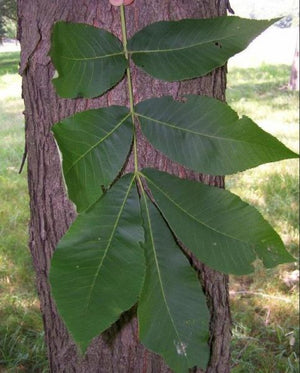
[142, 169, 294, 275]
[128, 16, 278, 81]
[49, 10, 298, 368]
[50, 174, 145, 351]
[50, 22, 127, 98]
[139, 192, 210, 372]
[52, 106, 133, 212]
[135, 96, 298, 175]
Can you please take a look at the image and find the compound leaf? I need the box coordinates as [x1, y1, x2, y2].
[128, 16, 277, 81]
[52, 106, 132, 212]
[50, 174, 145, 352]
[50, 22, 127, 98]
[139, 192, 210, 372]
[142, 169, 294, 275]
[135, 96, 298, 175]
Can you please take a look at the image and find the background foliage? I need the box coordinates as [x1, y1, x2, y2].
[0, 0, 17, 41]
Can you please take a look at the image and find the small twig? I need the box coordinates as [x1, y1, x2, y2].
[229, 290, 292, 303]
[18, 143, 27, 174]
[264, 307, 271, 325]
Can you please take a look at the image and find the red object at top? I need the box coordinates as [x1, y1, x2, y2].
[109, 0, 134, 6]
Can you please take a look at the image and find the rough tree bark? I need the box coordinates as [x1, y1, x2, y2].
[18, 1, 232, 372]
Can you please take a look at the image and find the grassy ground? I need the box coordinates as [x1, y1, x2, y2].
[0, 52, 48, 372]
[227, 63, 299, 372]
[0, 51, 299, 371]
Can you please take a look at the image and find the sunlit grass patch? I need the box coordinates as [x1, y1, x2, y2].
[0, 72, 22, 99]
[227, 64, 299, 125]
[0, 51, 48, 371]
[227, 63, 299, 372]
[227, 63, 299, 255]
[0, 51, 20, 76]
[227, 160, 299, 255]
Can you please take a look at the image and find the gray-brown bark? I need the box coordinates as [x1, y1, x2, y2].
[18, 1, 232, 372]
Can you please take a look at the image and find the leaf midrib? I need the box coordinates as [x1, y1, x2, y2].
[143, 174, 251, 246]
[64, 112, 131, 175]
[129, 31, 240, 55]
[85, 175, 135, 311]
[136, 112, 257, 145]
[58, 31, 238, 62]
[142, 193, 189, 364]
[60, 51, 124, 61]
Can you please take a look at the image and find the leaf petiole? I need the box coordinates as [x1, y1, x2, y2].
[120, 5, 139, 174]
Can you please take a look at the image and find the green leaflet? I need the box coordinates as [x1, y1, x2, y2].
[128, 16, 278, 81]
[50, 22, 127, 98]
[50, 174, 145, 351]
[135, 96, 298, 175]
[52, 106, 133, 212]
[50, 17, 279, 98]
[142, 169, 294, 275]
[139, 192, 210, 372]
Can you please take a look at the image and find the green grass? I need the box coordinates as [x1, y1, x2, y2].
[227, 63, 299, 255]
[227, 64, 299, 126]
[0, 51, 48, 372]
[0, 52, 20, 76]
[0, 52, 299, 372]
[227, 63, 299, 372]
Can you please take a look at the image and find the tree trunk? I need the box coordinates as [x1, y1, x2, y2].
[18, 1, 232, 372]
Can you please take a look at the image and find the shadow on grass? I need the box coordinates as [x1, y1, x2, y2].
[260, 172, 299, 231]
[0, 51, 20, 76]
[227, 64, 297, 108]
[230, 294, 299, 373]
[0, 326, 48, 372]
[227, 164, 299, 257]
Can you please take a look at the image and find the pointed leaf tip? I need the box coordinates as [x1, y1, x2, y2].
[142, 169, 295, 275]
[129, 16, 278, 81]
[135, 96, 298, 175]
[139, 192, 210, 372]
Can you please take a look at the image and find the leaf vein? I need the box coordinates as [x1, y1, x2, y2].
[85, 175, 136, 311]
[64, 112, 131, 175]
